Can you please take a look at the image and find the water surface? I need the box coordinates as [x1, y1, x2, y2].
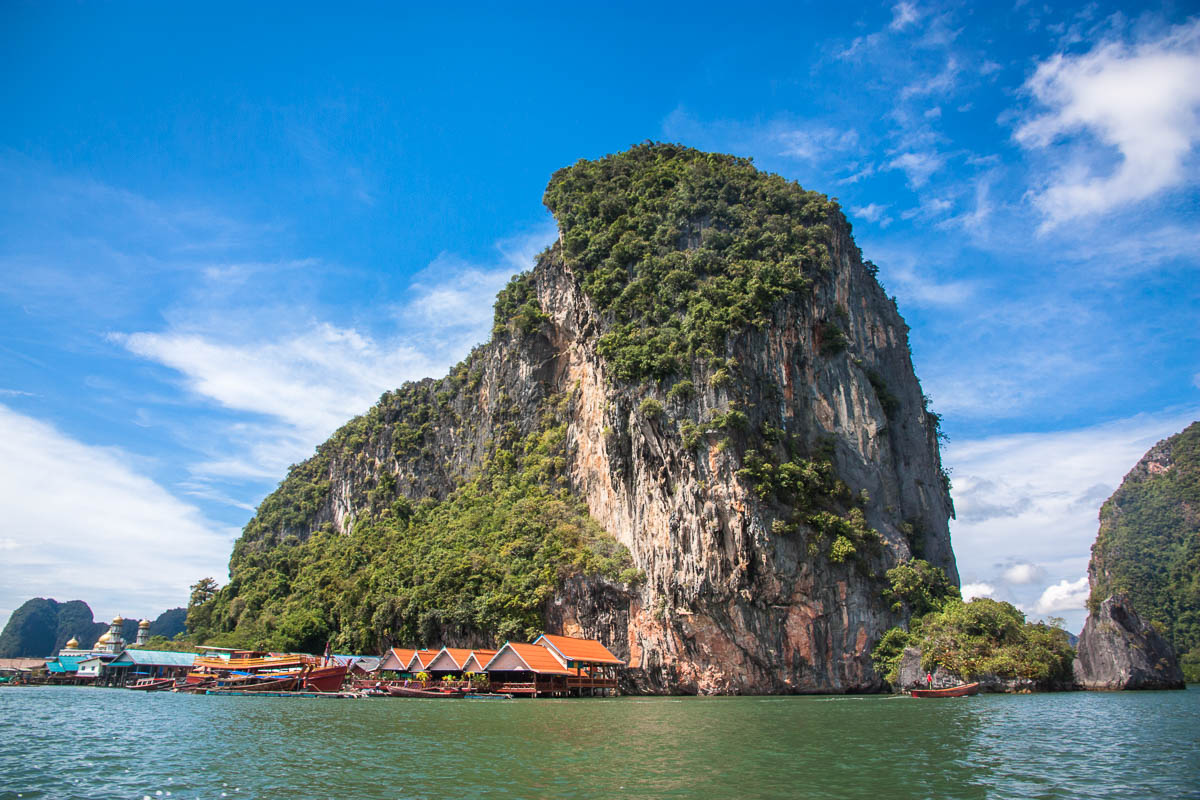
[1, 686, 1197, 799]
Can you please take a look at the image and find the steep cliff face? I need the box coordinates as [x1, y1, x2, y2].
[1086, 421, 1199, 659]
[1073, 595, 1184, 690]
[205, 145, 956, 693]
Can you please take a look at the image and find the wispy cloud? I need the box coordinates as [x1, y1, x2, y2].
[946, 408, 1199, 630]
[890, 2, 920, 32]
[866, 244, 977, 307]
[900, 58, 960, 99]
[777, 127, 860, 161]
[0, 403, 235, 631]
[851, 203, 891, 226]
[1015, 20, 1200, 230]
[115, 226, 556, 484]
[887, 151, 944, 187]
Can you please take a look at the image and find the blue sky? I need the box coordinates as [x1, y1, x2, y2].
[1, 1, 1197, 633]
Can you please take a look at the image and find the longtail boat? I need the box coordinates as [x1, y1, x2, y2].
[208, 674, 299, 693]
[128, 677, 175, 691]
[911, 682, 980, 698]
[387, 684, 463, 698]
[296, 663, 349, 693]
[187, 648, 349, 693]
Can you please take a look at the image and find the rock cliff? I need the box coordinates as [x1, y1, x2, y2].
[201, 144, 957, 693]
[1086, 421, 1199, 663]
[1073, 595, 1184, 690]
[0, 599, 185, 657]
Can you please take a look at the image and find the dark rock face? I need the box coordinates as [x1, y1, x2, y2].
[147, 608, 187, 640]
[0, 600, 186, 657]
[1073, 595, 1184, 690]
[0, 599, 107, 657]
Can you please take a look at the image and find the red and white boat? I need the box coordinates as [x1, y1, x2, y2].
[911, 682, 980, 698]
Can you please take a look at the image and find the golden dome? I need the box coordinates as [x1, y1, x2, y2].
[138, 619, 151, 628]
[65, 636, 79, 649]
[97, 631, 112, 644]
[111, 615, 124, 625]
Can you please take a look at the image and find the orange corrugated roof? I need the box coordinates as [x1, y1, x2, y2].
[487, 642, 573, 675]
[462, 650, 497, 672]
[536, 634, 625, 666]
[409, 649, 440, 670]
[429, 648, 474, 670]
[387, 648, 417, 668]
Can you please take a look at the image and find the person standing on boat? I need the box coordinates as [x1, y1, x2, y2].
[926, 672, 933, 689]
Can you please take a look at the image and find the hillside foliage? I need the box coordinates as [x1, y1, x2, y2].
[189, 397, 632, 653]
[871, 564, 1074, 686]
[1088, 421, 1200, 676]
[544, 143, 838, 382]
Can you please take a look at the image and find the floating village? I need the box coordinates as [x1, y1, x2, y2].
[0, 615, 625, 699]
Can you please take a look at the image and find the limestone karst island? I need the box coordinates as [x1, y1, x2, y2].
[5, 148, 1194, 699]
[4, 5, 1199, 796]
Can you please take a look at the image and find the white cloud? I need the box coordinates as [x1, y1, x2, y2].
[1002, 562, 1045, 585]
[852, 203, 890, 224]
[776, 127, 860, 161]
[1034, 576, 1090, 614]
[117, 323, 438, 443]
[901, 58, 960, 99]
[116, 227, 556, 482]
[866, 244, 977, 307]
[0, 404, 235, 633]
[961, 582, 995, 600]
[1015, 20, 1200, 229]
[887, 151, 945, 187]
[890, 2, 920, 31]
[947, 408, 1199, 630]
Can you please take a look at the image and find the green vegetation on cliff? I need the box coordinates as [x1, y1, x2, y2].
[189, 396, 632, 653]
[872, 563, 1074, 685]
[544, 143, 838, 382]
[195, 144, 932, 657]
[1088, 421, 1200, 681]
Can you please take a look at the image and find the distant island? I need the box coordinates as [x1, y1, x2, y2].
[0, 599, 185, 657]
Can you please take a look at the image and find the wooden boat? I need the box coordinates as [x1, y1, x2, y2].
[465, 692, 513, 699]
[209, 674, 299, 693]
[911, 682, 980, 698]
[387, 684, 463, 698]
[128, 677, 175, 691]
[188, 649, 349, 693]
[256, 663, 350, 693]
[300, 663, 349, 692]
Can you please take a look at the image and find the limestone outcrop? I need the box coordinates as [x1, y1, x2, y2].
[1073, 595, 1184, 690]
[208, 145, 958, 693]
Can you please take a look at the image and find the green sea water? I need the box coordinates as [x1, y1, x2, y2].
[1, 686, 1197, 799]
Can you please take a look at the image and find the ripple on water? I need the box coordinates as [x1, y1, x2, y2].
[1, 686, 1197, 799]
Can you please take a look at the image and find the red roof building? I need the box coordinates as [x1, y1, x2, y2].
[534, 634, 625, 668]
[379, 648, 417, 672]
[425, 648, 475, 674]
[461, 650, 497, 673]
[483, 642, 573, 675]
[406, 649, 440, 672]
